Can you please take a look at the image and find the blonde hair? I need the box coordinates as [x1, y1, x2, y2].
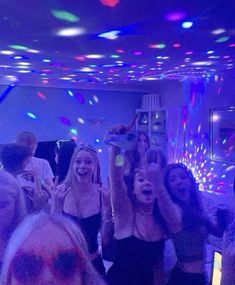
[65, 145, 102, 187]
[16, 131, 37, 147]
[1, 213, 106, 285]
[0, 170, 27, 238]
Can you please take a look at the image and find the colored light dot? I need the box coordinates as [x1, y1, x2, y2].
[43, 59, 51, 62]
[68, 90, 74, 96]
[133, 51, 143, 55]
[182, 21, 193, 29]
[212, 28, 226, 35]
[99, 0, 120, 7]
[70, 128, 77, 135]
[37, 92, 46, 100]
[13, 55, 24, 59]
[93, 95, 99, 103]
[56, 27, 85, 37]
[165, 11, 186, 21]
[110, 54, 120, 58]
[150, 43, 166, 49]
[95, 138, 100, 143]
[52, 10, 80, 22]
[207, 50, 214, 54]
[1, 50, 14, 55]
[116, 49, 124, 53]
[216, 36, 230, 43]
[60, 116, 71, 126]
[9, 44, 28, 50]
[77, 117, 85, 124]
[173, 43, 181, 48]
[98, 30, 121, 40]
[26, 112, 36, 119]
[27, 49, 40, 53]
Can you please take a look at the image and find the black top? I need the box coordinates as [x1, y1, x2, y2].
[107, 236, 165, 285]
[63, 211, 101, 254]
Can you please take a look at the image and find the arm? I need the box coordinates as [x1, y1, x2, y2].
[147, 162, 182, 234]
[109, 146, 133, 232]
[100, 185, 114, 246]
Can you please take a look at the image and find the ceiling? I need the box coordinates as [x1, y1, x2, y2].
[0, 0, 234, 90]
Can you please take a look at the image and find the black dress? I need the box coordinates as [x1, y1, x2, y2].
[107, 235, 165, 285]
[63, 211, 106, 276]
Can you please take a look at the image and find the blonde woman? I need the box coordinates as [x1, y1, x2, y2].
[54, 145, 111, 277]
[1, 213, 107, 285]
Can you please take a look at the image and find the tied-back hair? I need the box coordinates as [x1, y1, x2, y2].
[0, 213, 106, 285]
[164, 163, 206, 227]
[64, 145, 102, 187]
[127, 168, 169, 233]
[0, 170, 27, 239]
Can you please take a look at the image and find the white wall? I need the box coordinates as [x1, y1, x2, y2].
[0, 85, 144, 179]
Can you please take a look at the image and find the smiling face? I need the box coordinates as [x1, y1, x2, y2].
[73, 150, 96, 183]
[10, 222, 84, 285]
[132, 169, 156, 205]
[167, 167, 193, 202]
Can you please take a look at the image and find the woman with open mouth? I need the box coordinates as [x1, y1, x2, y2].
[51, 145, 112, 279]
[164, 163, 228, 285]
[107, 125, 181, 285]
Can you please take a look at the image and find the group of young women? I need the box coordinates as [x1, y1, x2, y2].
[0, 128, 233, 285]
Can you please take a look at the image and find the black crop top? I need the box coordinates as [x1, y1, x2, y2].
[172, 225, 207, 263]
[114, 235, 165, 266]
[63, 211, 101, 254]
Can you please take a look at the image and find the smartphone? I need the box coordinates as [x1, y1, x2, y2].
[104, 132, 138, 151]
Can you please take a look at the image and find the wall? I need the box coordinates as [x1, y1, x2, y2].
[161, 78, 235, 208]
[0, 85, 144, 179]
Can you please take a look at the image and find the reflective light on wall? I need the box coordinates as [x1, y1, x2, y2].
[56, 27, 85, 37]
[182, 21, 193, 29]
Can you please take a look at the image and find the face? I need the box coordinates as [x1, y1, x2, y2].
[0, 188, 15, 230]
[10, 223, 84, 285]
[167, 167, 193, 202]
[18, 156, 32, 174]
[73, 150, 96, 183]
[133, 170, 156, 204]
[137, 134, 149, 155]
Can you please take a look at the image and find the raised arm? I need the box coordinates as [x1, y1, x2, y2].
[147, 159, 182, 234]
[109, 146, 133, 219]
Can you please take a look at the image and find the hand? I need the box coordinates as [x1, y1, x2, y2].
[32, 190, 49, 211]
[21, 171, 34, 182]
[109, 113, 139, 135]
[51, 184, 70, 214]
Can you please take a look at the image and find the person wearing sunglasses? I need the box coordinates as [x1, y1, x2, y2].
[0, 170, 27, 272]
[53, 145, 111, 277]
[0, 213, 107, 285]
